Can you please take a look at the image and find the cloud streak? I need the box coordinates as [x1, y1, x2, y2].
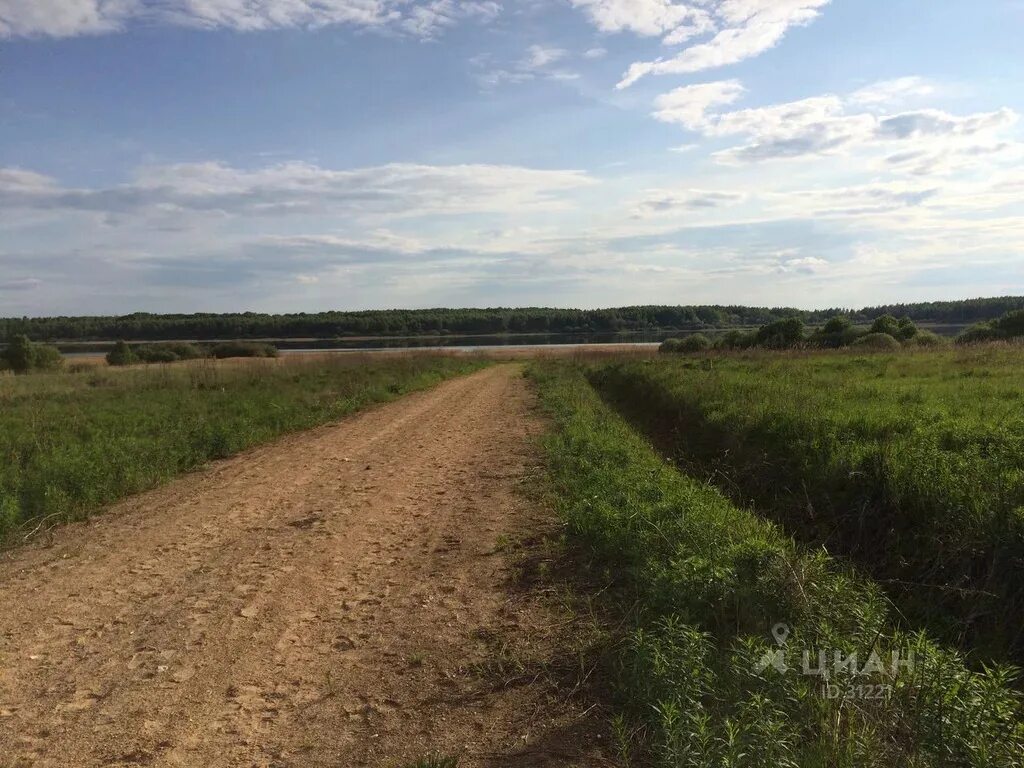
[652, 78, 1021, 172]
[565, 0, 831, 88]
[0, 161, 596, 220]
[0, 0, 500, 39]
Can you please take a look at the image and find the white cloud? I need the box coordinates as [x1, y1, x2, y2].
[524, 44, 568, 70]
[652, 78, 1022, 172]
[848, 76, 936, 107]
[584, 0, 831, 88]
[569, 0, 713, 38]
[0, 0, 137, 37]
[0, 161, 596, 221]
[0, 0, 500, 38]
[583, 46, 607, 59]
[474, 44, 579, 88]
[653, 79, 746, 130]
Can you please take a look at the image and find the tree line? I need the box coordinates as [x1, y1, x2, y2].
[3, 296, 1023, 342]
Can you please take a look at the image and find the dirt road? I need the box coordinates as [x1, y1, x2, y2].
[0, 365, 609, 767]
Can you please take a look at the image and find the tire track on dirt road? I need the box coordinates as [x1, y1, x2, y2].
[0, 365, 612, 767]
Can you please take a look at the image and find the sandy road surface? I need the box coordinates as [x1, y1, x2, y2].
[0, 365, 609, 767]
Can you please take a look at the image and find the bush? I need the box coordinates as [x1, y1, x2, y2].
[957, 322, 1002, 345]
[715, 329, 756, 350]
[660, 334, 711, 354]
[852, 332, 902, 350]
[822, 315, 853, 335]
[869, 314, 902, 338]
[210, 341, 279, 359]
[2, 334, 64, 373]
[897, 316, 919, 340]
[903, 330, 947, 348]
[755, 317, 805, 349]
[32, 344, 64, 371]
[994, 309, 1024, 336]
[106, 340, 137, 367]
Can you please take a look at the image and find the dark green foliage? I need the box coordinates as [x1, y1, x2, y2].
[995, 309, 1024, 336]
[822, 315, 853, 335]
[957, 309, 1024, 344]
[588, 350, 1024, 661]
[754, 317, 805, 349]
[660, 334, 711, 354]
[1, 334, 63, 374]
[897, 315, 919, 339]
[852, 332, 902, 350]
[4, 296, 1024, 343]
[869, 314, 902, 337]
[957, 322, 1002, 344]
[134, 342, 205, 363]
[3, 335, 35, 373]
[0, 355, 485, 540]
[106, 340, 137, 366]
[715, 329, 756, 350]
[531, 362, 1024, 766]
[210, 341, 278, 359]
[904, 330, 947, 348]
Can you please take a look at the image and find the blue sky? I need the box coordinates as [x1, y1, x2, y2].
[1, 0, 1023, 314]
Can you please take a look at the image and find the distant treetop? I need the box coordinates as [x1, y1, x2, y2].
[3, 296, 1023, 343]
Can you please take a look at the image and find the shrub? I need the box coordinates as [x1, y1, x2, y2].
[957, 322, 1002, 345]
[822, 315, 853, 335]
[993, 309, 1024, 338]
[869, 314, 902, 338]
[904, 330, 947, 348]
[716, 329, 756, 350]
[2, 334, 63, 373]
[897, 316, 919, 340]
[755, 317, 805, 349]
[32, 344, 64, 371]
[660, 334, 711, 354]
[131, 342, 206, 364]
[2, 335, 35, 373]
[210, 341, 279, 359]
[852, 332, 902, 350]
[106, 340, 137, 367]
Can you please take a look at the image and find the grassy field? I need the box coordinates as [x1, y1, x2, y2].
[584, 346, 1024, 662]
[0, 353, 487, 541]
[529, 358, 1024, 766]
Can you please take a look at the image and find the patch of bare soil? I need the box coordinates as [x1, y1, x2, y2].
[0, 365, 614, 767]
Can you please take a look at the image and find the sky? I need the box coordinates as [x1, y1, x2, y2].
[1, 0, 1023, 315]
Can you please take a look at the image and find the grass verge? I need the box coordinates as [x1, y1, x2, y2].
[586, 348, 1024, 660]
[0, 353, 487, 542]
[529, 361, 1023, 767]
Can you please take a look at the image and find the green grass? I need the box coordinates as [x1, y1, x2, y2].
[528, 360, 1024, 767]
[587, 347, 1024, 661]
[0, 353, 486, 541]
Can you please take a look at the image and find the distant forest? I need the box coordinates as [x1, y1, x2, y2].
[3, 297, 1023, 342]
